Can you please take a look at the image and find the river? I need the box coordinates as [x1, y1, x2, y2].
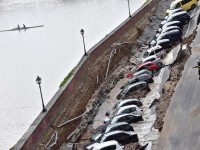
[0, 0, 145, 149]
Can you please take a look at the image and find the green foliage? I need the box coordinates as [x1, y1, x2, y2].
[59, 68, 74, 87]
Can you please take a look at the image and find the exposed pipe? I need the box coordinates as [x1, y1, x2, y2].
[57, 112, 86, 128]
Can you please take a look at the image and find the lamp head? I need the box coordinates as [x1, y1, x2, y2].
[80, 29, 84, 35]
[36, 76, 41, 85]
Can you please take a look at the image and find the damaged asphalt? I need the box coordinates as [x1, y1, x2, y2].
[156, 4, 200, 150]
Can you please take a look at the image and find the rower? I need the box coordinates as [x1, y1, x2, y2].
[17, 24, 20, 29]
[23, 24, 26, 29]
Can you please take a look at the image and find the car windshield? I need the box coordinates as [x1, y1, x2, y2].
[170, 2, 176, 9]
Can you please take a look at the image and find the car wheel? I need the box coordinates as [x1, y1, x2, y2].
[191, 4, 196, 9]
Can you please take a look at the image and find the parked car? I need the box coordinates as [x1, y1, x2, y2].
[131, 61, 161, 74]
[143, 45, 166, 58]
[157, 29, 182, 42]
[90, 122, 134, 142]
[159, 21, 182, 31]
[142, 54, 162, 64]
[155, 39, 172, 49]
[121, 74, 153, 89]
[104, 113, 143, 124]
[150, 29, 182, 48]
[89, 140, 124, 150]
[115, 105, 143, 116]
[166, 0, 198, 14]
[160, 11, 190, 26]
[116, 82, 150, 99]
[113, 99, 143, 108]
[137, 61, 161, 73]
[166, 8, 186, 16]
[131, 69, 153, 79]
[86, 131, 138, 149]
[156, 26, 182, 37]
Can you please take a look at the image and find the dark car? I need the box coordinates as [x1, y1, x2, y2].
[116, 82, 150, 99]
[131, 69, 153, 79]
[156, 39, 172, 49]
[157, 26, 182, 36]
[150, 29, 182, 48]
[157, 29, 182, 42]
[161, 11, 190, 26]
[166, 8, 186, 16]
[104, 113, 143, 124]
[86, 131, 138, 149]
[113, 99, 143, 108]
[90, 122, 134, 142]
[121, 74, 153, 89]
[159, 20, 182, 31]
[97, 131, 138, 144]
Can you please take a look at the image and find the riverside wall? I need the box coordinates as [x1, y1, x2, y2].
[14, 0, 160, 149]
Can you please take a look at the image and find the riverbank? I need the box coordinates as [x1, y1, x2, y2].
[13, 1, 158, 149]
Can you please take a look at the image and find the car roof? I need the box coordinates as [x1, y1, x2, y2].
[157, 39, 170, 44]
[103, 130, 135, 137]
[162, 25, 180, 31]
[127, 81, 147, 88]
[133, 69, 151, 75]
[146, 45, 162, 53]
[158, 29, 180, 39]
[163, 20, 181, 27]
[117, 104, 138, 110]
[138, 61, 156, 68]
[169, 11, 188, 18]
[119, 98, 140, 105]
[173, 0, 184, 4]
[168, 8, 186, 15]
[113, 113, 141, 119]
[93, 141, 119, 149]
[106, 122, 128, 130]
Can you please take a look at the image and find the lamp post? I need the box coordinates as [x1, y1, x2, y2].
[127, 0, 131, 18]
[36, 76, 47, 112]
[80, 29, 87, 56]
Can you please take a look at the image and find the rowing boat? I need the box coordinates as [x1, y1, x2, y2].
[0, 25, 44, 32]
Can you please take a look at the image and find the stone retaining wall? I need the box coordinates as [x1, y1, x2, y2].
[13, 0, 160, 149]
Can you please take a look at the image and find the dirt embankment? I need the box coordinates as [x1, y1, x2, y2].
[154, 31, 197, 131]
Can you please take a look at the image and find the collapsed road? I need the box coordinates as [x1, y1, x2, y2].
[61, 1, 200, 150]
[156, 6, 200, 150]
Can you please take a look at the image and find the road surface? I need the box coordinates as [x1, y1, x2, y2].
[156, 9, 200, 150]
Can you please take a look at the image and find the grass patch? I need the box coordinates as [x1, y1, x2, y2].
[60, 68, 74, 87]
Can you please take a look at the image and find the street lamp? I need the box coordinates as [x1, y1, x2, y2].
[80, 29, 87, 56]
[127, 0, 131, 18]
[36, 76, 47, 112]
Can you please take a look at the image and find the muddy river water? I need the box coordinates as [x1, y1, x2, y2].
[0, 0, 146, 149]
